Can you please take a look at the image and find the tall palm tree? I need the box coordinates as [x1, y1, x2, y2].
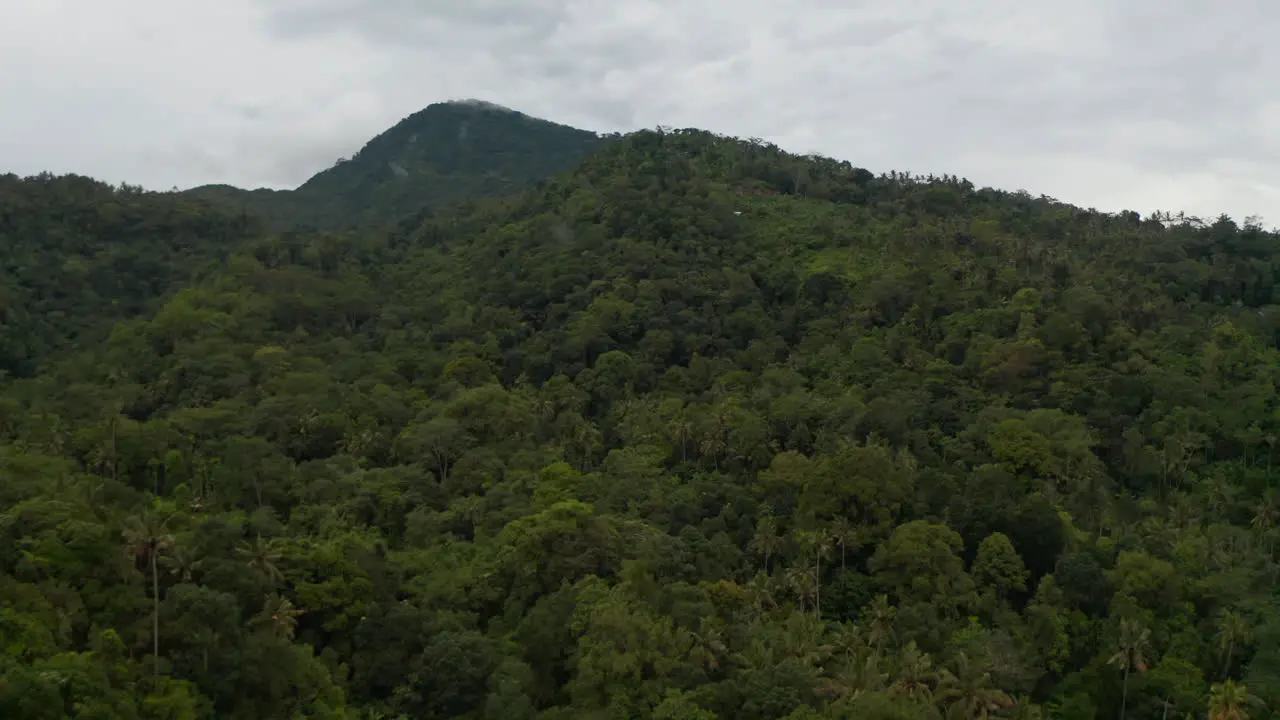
[830, 516, 859, 570]
[696, 413, 728, 469]
[1251, 488, 1277, 558]
[786, 565, 818, 613]
[91, 403, 124, 482]
[750, 515, 783, 574]
[666, 404, 694, 463]
[189, 626, 219, 674]
[797, 528, 832, 616]
[865, 595, 897, 653]
[1108, 618, 1152, 720]
[1208, 679, 1261, 720]
[814, 531, 833, 616]
[1215, 610, 1251, 677]
[122, 510, 177, 672]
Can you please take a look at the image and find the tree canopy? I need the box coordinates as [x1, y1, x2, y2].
[3, 117, 1280, 719]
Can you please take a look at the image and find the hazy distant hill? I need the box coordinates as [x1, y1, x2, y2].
[185, 100, 609, 230]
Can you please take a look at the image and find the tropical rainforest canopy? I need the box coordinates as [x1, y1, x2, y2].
[2, 101, 1278, 719]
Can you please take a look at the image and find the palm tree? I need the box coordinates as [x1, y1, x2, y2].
[160, 544, 203, 583]
[889, 641, 938, 706]
[732, 633, 779, 674]
[666, 404, 694, 463]
[797, 528, 832, 616]
[813, 531, 833, 616]
[865, 595, 897, 653]
[1215, 610, 1251, 677]
[1108, 618, 1152, 720]
[825, 621, 865, 658]
[91, 403, 124, 482]
[1206, 477, 1238, 521]
[189, 626, 219, 674]
[817, 654, 888, 705]
[121, 509, 177, 672]
[696, 413, 728, 469]
[252, 593, 303, 641]
[786, 565, 817, 613]
[780, 611, 831, 667]
[935, 652, 1012, 720]
[1167, 492, 1201, 530]
[1266, 433, 1277, 475]
[744, 571, 778, 615]
[830, 516, 859, 570]
[750, 515, 783, 574]
[1208, 679, 1261, 720]
[686, 624, 727, 673]
[236, 535, 285, 585]
[1251, 488, 1277, 557]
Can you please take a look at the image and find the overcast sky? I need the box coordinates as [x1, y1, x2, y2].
[2, 0, 1279, 222]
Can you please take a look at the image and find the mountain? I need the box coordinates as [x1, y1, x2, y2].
[5, 120, 1280, 718]
[185, 100, 609, 230]
[0, 103, 604, 377]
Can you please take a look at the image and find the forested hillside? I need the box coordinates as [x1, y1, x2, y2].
[0, 173, 260, 377]
[4, 123, 1280, 719]
[184, 101, 607, 231]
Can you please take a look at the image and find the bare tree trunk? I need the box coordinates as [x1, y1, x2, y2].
[151, 545, 160, 673]
[815, 554, 821, 617]
[1119, 666, 1128, 720]
[109, 414, 118, 483]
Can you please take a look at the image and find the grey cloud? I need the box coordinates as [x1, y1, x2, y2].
[143, 128, 370, 191]
[3, 0, 1280, 221]
[236, 105, 267, 122]
[267, 0, 571, 47]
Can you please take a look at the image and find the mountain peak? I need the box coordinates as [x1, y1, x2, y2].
[288, 101, 606, 228]
[440, 98, 519, 113]
[186, 100, 609, 231]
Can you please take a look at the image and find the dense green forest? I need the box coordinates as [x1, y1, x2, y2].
[3, 112, 1280, 720]
[0, 172, 261, 378]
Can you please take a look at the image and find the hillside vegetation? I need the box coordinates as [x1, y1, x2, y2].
[3, 122, 1280, 719]
[0, 172, 260, 377]
[184, 101, 607, 231]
